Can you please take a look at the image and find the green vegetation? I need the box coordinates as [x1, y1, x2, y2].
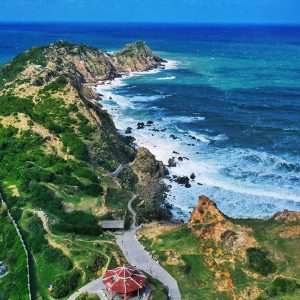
[247, 247, 276, 276]
[77, 294, 99, 300]
[0, 207, 29, 300]
[42, 76, 68, 92]
[139, 220, 300, 300]
[0, 40, 163, 299]
[0, 94, 34, 116]
[53, 211, 101, 235]
[106, 188, 130, 210]
[51, 269, 81, 298]
[61, 132, 89, 161]
[147, 276, 169, 300]
[0, 46, 46, 86]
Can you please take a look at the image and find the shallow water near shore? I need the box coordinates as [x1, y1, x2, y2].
[1, 23, 300, 219]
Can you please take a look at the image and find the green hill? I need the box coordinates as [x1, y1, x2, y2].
[0, 40, 166, 299]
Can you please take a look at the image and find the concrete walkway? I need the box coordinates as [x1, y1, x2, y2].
[68, 277, 106, 300]
[111, 164, 129, 176]
[116, 196, 181, 300]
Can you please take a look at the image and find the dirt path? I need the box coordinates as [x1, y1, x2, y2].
[32, 210, 114, 280]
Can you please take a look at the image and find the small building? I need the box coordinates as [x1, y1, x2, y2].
[102, 220, 125, 230]
[102, 265, 148, 300]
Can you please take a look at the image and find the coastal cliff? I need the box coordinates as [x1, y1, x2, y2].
[0, 41, 167, 299]
[139, 196, 300, 299]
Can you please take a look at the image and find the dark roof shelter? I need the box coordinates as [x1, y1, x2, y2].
[102, 220, 125, 230]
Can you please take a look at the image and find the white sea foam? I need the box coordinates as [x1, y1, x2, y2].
[164, 59, 179, 69]
[157, 76, 176, 81]
[95, 58, 300, 220]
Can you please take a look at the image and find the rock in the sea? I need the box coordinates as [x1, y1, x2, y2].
[175, 176, 190, 187]
[170, 134, 177, 140]
[168, 158, 177, 167]
[190, 173, 196, 180]
[178, 156, 183, 161]
[173, 151, 179, 154]
[137, 122, 145, 129]
[147, 120, 154, 125]
[125, 127, 132, 134]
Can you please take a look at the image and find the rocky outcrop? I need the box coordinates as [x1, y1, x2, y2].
[272, 209, 300, 223]
[115, 41, 165, 73]
[131, 148, 169, 221]
[189, 196, 257, 255]
[0, 40, 170, 221]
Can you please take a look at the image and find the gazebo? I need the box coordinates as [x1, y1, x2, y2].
[102, 265, 147, 300]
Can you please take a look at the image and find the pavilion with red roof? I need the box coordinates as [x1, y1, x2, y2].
[102, 265, 148, 299]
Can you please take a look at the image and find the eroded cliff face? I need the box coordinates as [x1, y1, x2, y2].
[189, 196, 258, 299]
[187, 196, 300, 299]
[0, 40, 164, 167]
[131, 147, 169, 221]
[0, 40, 168, 218]
[189, 196, 257, 255]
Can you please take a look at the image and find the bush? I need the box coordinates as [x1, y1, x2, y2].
[53, 175, 82, 187]
[85, 183, 103, 196]
[0, 94, 34, 116]
[247, 248, 276, 276]
[42, 244, 72, 270]
[43, 76, 68, 92]
[61, 132, 89, 161]
[73, 167, 98, 183]
[24, 214, 48, 253]
[52, 270, 81, 298]
[29, 183, 62, 213]
[118, 168, 138, 191]
[54, 211, 101, 235]
[87, 255, 105, 274]
[268, 278, 300, 297]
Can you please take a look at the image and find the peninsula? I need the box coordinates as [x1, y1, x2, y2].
[0, 41, 299, 300]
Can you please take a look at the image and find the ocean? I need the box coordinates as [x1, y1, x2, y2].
[1, 23, 300, 219]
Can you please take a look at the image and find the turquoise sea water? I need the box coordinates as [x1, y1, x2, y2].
[1, 23, 300, 219]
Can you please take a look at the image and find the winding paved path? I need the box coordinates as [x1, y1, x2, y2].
[68, 277, 106, 300]
[111, 164, 129, 176]
[116, 196, 181, 300]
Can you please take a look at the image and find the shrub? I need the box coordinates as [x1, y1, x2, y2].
[87, 255, 105, 274]
[61, 132, 89, 161]
[73, 167, 98, 183]
[0, 94, 34, 116]
[54, 211, 101, 235]
[85, 183, 103, 196]
[267, 277, 300, 297]
[247, 248, 276, 276]
[52, 270, 81, 298]
[43, 76, 68, 92]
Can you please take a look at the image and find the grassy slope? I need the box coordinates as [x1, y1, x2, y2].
[0, 41, 167, 299]
[0, 43, 137, 299]
[0, 208, 29, 300]
[139, 222, 300, 300]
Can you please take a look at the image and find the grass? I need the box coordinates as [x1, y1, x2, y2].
[0, 208, 29, 300]
[106, 188, 131, 210]
[139, 222, 300, 300]
[147, 276, 169, 300]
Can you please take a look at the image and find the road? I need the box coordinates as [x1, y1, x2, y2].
[68, 277, 106, 300]
[110, 164, 129, 176]
[116, 196, 182, 300]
